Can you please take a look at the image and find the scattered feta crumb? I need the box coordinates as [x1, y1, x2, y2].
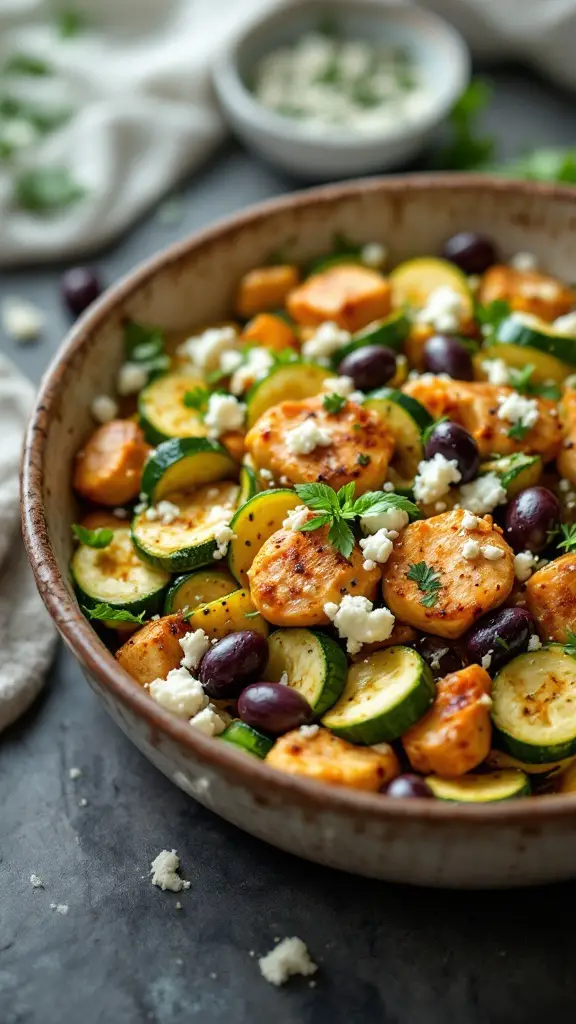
[1, 296, 44, 341]
[116, 362, 148, 396]
[68, 767, 82, 780]
[482, 544, 505, 561]
[259, 467, 274, 481]
[79, 798, 88, 807]
[360, 506, 408, 536]
[324, 594, 395, 655]
[510, 251, 538, 272]
[150, 849, 191, 893]
[179, 629, 210, 671]
[212, 524, 236, 560]
[90, 394, 118, 424]
[258, 937, 318, 987]
[559, 478, 572, 493]
[189, 703, 226, 737]
[112, 507, 128, 519]
[528, 634, 542, 651]
[434, 501, 447, 513]
[497, 392, 539, 431]
[219, 348, 244, 375]
[416, 286, 465, 333]
[359, 529, 394, 567]
[382, 481, 395, 493]
[150, 499, 180, 525]
[50, 903, 69, 915]
[322, 375, 356, 397]
[30, 874, 44, 888]
[459, 473, 507, 515]
[279, 672, 289, 686]
[175, 901, 182, 910]
[553, 312, 576, 337]
[301, 321, 351, 363]
[205, 393, 246, 438]
[177, 325, 238, 372]
[413, 453, 461, 505]
[514, 550, 538, 582]
[283, 505, 310, 530]
[361, 241, 387, 268]
[481, 358, 510, 386]
[481, 652, 493, 671]
[462, 540, 480, 560]
[149, 667, 208, 719]
[230, 347, 274, 395]
[285, 419, 332, 455]
[299, 724, 320, 738]
[461, 512, 480, 531]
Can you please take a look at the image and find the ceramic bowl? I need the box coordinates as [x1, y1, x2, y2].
[22, 175, 576, 889]
[212, 0, 470, 179]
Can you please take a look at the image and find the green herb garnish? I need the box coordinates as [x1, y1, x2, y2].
[3, 53, 51, 76]
[322, 393, 347, 414]
[406, 561, 442, 608]
[558, 523, 576, 553]
[244, 610, 262, 619]
[183, 387, 210, 412]
[82, 603, 146, 625]
[294, 482, 419, 559]
[494, 636, 509, 651]
[507, 421, 531, 442]
[564, 631, 576, 657]
[14, 166, 85, 213]
[508, 364, 561, 401]
[357, 453, 371, 466]
[476, 299, 511, 338]
[72, 524, 113, 549]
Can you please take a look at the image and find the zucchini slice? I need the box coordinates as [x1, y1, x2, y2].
[267, 628, 347, 715]
[238, 462, 258, 504]
[322, 646, 435, 745]
[185, 587, 269, 639]
[335, 311, 410, 364]
[132, 481, 239, 572]
[227, 488, 301, 588]
[389, 257, 473, 317]
[138, 373, 207, 445]
[164, 567, 237, 614]
[479, 453, 542, 498]
[71, 527, 169, 619]
[493, 313, 576, 370]
[246, 362, 331, 428]
[140, 437, 237, 503]
[486, 748, 572, 777]
[220, 720, 274, 758]
[492, 646, 576, 763]
[427, 770, 530, 803]
[363, 388, 433, 485]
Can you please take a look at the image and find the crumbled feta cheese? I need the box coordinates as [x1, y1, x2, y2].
[154, 500, 180, 525]
[481, 652, 493, 671]
[189, 703, 226, 737]
[324, 595, 395, 655]
[382, 481, 395, 493]
[361, 242, 387, 268]
[219, 348, 244, 375]
[497, 392, 539, 431]
[435, 501, 447, 513]
[113, 507, 128, 519]
[212, 524, 236, 560]
[459, 473, 507, 515]
[301, 321, 351, 363]
[510, 251, 538, 272]
[559, 479, 572, 493]
[50, 903, 69, 915]
[416, 286, 465, 333]
[90, 394, 118, 424]
[134, 501, 147, 514]
[150, 849, 191, 892]
[285, 419, 332, 455]
[322, 375, 356, 397]
[528, 634, 542, 652]
[413, 453, 461, 505]
[116, 362, 148, 396]
[359, 529, 394, 567]
[482, 544, 505, 561]
[179, 629, 210, 671]
[177, 325, 238, 372]
[360, 506, 408, 536]
[1, 296, 44, 341]
[299, 723, 320, 738]
[279, 672, 289, 686]
[229, 347, 274, 395]
[204, 393, 246, 438]
[461, 512, 480, 531]
[462, 540, 480, 560]
[259, 467, 274, 481]
[149, 668, 208, 719]
[514, 551, 538, 582]
[553, 312, 576, 337]
[30, 874, 44, 888]
[363, 559, 377, 571]
[282, 505, 310, 530]
[481, 358, 510, 386]
[258, 937, 318, 987]
[68, 766, 82, 780]
[144, 506, 159, 521]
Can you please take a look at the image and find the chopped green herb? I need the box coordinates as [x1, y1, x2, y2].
[507, 421, 531, 442]
[558, 523, 576, 554]
[421, 417, 448, 447]
[3, 53, 51, 76]
[57, 9, 86, 38]
[14, 166, 85, 213]
[72, 523, 113, 549]
[82, 603, 146, 625]
[352, 423, 361, 432]
[244, 610, 261, 619]
[183, 387, 210, 412]
[494, 636, 509, 651]
[564, 631, 576, 657]
[322, 393, 347, 414]
[0, 95, 71, 133]
[406, 561, 442, 608]
[357, 453, 371, 467]
[508, 364, 561, 401]
[294, 482, 419, 557]
[476, 299, 511, 338]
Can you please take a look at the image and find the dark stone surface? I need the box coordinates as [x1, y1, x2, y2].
[2, 68, 576, 1023]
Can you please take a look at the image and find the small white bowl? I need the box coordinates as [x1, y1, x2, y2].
[213, 0, 470, 180]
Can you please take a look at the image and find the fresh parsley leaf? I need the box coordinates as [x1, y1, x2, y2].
[323, 393, 347, 414]
[83, 603, 146, 624]
[328, 518, 355, 559]
[439, 80, 495, 171]
[508, 364, 561, 400]
[3, 53, 51, 76]
[357, 453, 371, 466]
[72, 523, 113, 549]
[183, 387, 210, 412]
[558, 523, 576, 553]
[476, 299, 511, 337]
[564, 630, 576, 656]
[57, 9, 86, 38]
[244, 610, 261, 619]
[14, 166, 85, 213]
[406, 561, 442, 608]
[507, 421, 531, 442]
[494, 636, 509, 651]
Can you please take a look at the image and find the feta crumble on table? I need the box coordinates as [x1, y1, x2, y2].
[189, 703, 226, 737]
[482, 544, 505, 561]
[229, 347, 274, 395]
[150, 849, 191, 893]
[1, 296, 44, 341]
[285, 419, 332, 455]
[416, 286, 465, 334]
[359, 529, 394, 570]
[50, 903, 69, 915]
[69, 766, 82, 780]
[205, 393, 246, 438]
[177, 325, 238, 372]
[90, 394, 118, 424]
[212, 523, 236, 560]
[514, 551, 538, 582]
[462, 539, 480, 560]
[301, 321, 351, 364]
[459, 473, 507, 515]
[324, 594, 395, 655]
[179, 629, 210, 671]
[116, 362, 148, 396]
[149, 667, 207, 719]
[528, 634, 542, 651]
[283, 505, 311, 531]
[258, 937, 318, 987]
[497, 392, 539, 431]
[361, 242, 388, 268]
[30, 874, 44, 888]
[510, 251, 538, 272]
[481, 358, 510, 386]
[413, 453, 461, 505]
[360, 506, 408, 536]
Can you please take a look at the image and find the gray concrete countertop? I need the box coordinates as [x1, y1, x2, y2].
[2, 67, 576, 1024]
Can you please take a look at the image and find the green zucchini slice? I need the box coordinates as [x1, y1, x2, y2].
[164, 567, 237, 614]
[238, 463, 258, 504]
[140, 437, 237, 503]
[492, 646, 576, 763]
[138, 372, 208, 445]
[479, 453, 542, 498]
[389, 257, 473, 317]
[427, 770, 530, 803]
[495, 313, 576, 368]
[363, 388, 433, 485]
[227, 488, 301, 588]
[267, 628, 347, 716]
[132, 481, 239, 572]
[72, 527, 169, 618]
[185, 588, 269, 639]
[322, 646, 435, 745]
[220, 720, 274, 758]
[245, 361, 331, 428]
[335, 311, 410, 364]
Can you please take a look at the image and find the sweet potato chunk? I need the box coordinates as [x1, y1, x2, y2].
[116, 614, 189, 686]
[245, 395, 394, 494]
[287, 264, 391, 332]
[73, 420, 151, 506]
[403, 376, 562, 461]
[557, 387, 576, 485]
[403, 665, 492, 777]
[525, 553, 576, 642]
[266, 727, 400, 791]
[241, 313, 298, 352]
[236, 265, 300, 318]
[382, 510, 514, 639]
[248, 519, 380, 627]
[478, 265, 575, 322]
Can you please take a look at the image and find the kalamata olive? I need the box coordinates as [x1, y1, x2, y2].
[238, 683, 313, 735]
[440, 232, 498, 275]
[504, 486, 561, 553]
[464, 606, 537, 674]
[199, 630, 269, 700]
[338, 345, 397, 391]
[423, 420, 480, 484]
[423, 335, 474, 381]
[385, 774, 433, 798]
[417, 635, 465, 679]
[61, 266, 102, 317]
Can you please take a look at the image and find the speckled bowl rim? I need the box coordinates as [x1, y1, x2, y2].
[21, 173, 576, 827]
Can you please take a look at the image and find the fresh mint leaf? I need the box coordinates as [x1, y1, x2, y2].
[72, 523, 113, 548]
[328, 518, 355, 559]
[14, 166, 85, 213]
[352, 491, 420, 520]
[323, 393, 347, 414]
[3, 53, 51, 76]
[294, 482, 340, 515]
[298, 513, 332, 532]
[558, 524, 576, 553]
[407, 561, 442, 608]
[83, 603, 146, 624]
[337, 481, 357, 516]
